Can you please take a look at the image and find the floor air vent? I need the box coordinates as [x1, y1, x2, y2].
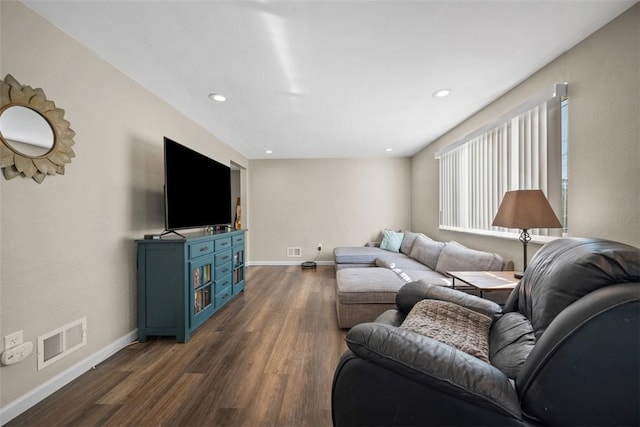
[37, 317, 87, 370]
[287, 247, 302, 257]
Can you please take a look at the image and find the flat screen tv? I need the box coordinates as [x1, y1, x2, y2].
[164, 137, 231, 231]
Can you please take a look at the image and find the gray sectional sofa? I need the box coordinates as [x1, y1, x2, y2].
[333, 231, 513, 328]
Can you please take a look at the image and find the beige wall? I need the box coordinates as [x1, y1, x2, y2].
[0, 2, 248, 408]
[411, 4, 640, 270]
[248, 158, 412, 262]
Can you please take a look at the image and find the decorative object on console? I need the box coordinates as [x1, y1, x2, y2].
[493, 189, 561, 278]
[0, 74, 76, 183]
[234, 197, 241, 229]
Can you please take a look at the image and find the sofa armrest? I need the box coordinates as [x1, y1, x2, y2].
[396, 279, 503, 318]
[503, 260, 515, 271]
[373, 309, 406, 326]
[516, 283, 640, 425]
[344, 323, 522, 420]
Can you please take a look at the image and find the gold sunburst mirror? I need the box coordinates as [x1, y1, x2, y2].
[0, 74, 76, 183]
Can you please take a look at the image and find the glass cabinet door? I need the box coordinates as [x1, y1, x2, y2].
[232, 247, 245, 292]
[190, 257, 213, 316]
[233, 248, 244, 268]
[233, 267, 244, 286]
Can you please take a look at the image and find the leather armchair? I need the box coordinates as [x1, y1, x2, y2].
[332, 238, 639, 426]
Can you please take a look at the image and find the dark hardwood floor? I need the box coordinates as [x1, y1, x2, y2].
[8, 266, 348, 427]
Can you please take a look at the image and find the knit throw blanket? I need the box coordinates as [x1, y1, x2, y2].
[400, 299, 491, 363]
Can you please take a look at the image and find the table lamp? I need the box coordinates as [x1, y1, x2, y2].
[493, 189, 562, 278]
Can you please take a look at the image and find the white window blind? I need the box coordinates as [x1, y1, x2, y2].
[436, 84, 567, 238]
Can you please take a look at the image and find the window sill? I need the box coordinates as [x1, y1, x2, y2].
[439, 226, 566, 245]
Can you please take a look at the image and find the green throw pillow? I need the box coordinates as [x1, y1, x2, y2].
[380, 230, 404, 253]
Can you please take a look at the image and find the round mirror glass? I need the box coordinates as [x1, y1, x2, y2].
[0, 105, 55, 157]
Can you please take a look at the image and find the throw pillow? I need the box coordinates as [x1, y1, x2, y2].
[409, 234, 446, 270]
[380, 229, 404, 253]
[375, 258, 413, 283]
[400, 299, 492, 363]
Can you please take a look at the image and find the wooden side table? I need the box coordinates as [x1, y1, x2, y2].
[447, 271, 519, 299]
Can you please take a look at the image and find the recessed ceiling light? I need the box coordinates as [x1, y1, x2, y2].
[265, 150, 273, 154]
[433, 89, 452, 98]
[208, 93, 226, 102]
[385, 148, 393, 152]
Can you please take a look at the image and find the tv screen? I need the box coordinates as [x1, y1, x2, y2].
[164, 137, 231, 231]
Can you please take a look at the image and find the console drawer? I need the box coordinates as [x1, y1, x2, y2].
[215, 285, 232, 309]
[215, 262, 232, 279]
[215, 249, 232, 265]
[215, 276, 231, 293]
[215, 237, 232, 251]
[188, 241, 214, 259]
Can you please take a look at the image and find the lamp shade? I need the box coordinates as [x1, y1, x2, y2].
[493, 189, 562, 229]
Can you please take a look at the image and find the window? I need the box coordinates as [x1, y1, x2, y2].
[561, 99, 568, 233]
[436, 84, 567, 240]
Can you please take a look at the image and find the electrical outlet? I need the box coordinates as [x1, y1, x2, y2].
[4, 330, 23, 350]
[317, 243, 323, 251]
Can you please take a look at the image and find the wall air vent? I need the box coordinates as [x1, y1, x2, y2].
[37, 317, 87, 370]
[287, 247, 302, 257]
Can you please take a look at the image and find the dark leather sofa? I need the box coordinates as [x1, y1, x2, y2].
[332, 238, 639, 426]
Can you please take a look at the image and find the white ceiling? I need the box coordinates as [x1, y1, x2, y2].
[24, 0, 635, 159]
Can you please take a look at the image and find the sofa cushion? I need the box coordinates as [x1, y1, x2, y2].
[435, 241, 505, 275]
[334, 246, 394, 265]
[410, 234, 446, 270]
[375, 258, 413, 283]
[376, 255, 431, 272]
[400, 231, 421, 255]
[400, 299, 492, 363]
[335, 263, 375, 271]
[336, 268, 404, 304]
[380, 230, 404, 253]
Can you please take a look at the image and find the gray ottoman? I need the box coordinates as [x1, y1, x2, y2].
[336, 267, 404, 328]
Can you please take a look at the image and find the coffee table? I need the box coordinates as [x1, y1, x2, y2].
[447, 271, 519, 299]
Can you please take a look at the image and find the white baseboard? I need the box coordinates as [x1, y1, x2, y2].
[0, 329, 138, 426]
[247, 260, 335, 266]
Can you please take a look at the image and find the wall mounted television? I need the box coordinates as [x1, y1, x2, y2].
[164, 137, 231, 231]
